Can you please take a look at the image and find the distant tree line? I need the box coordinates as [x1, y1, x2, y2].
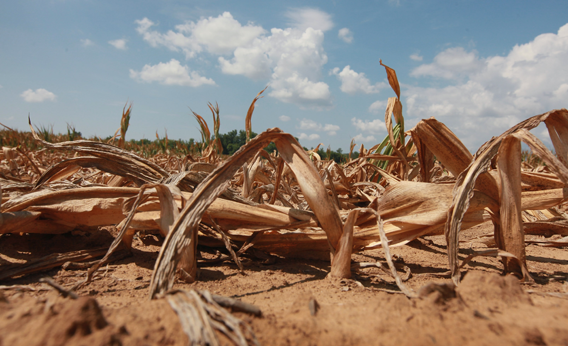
[217, 129, 357, 163]
[3, 125, 357, 162]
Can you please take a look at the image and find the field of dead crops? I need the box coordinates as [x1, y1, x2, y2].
[1, 63, 568, 346]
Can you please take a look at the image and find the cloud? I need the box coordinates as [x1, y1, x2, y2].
[221, 26, 332, 108]
[338, 28, 353, 43]
[109, 39, 127, 50]
[411, 47, 482, 80]
[218, 44, 271, 80]
[21, 88, 56, 103]
[285, 8, 333, 32]
[80, 39, 94, 47]
[298, 133, 320, 140]
[129, 59, 215, 87]
[136, 13, 331, 109]
[351, 117, 386, 134]
[135, 13, 265, 58]
[353, 133, 377, 143]
[331, 66, 384, 95]
[298, 118, 339, 135]
[137, 12, 333, 109]
[409, 53, 423, 61]
[368, 100, 387, 114]
[299, 119, 321, 131]
[270, 72, 331, 109]
[323, 124, 340, 135]
[406, 22, 568, 149]
[279, 115, 291, 122]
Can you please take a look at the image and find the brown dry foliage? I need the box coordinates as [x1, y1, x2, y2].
[1, 65, 567, 303]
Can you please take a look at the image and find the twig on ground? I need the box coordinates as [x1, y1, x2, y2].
[39, 277, 79, 299]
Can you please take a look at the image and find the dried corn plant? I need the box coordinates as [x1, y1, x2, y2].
[1, 63, 567, 303]
[166, 289, 260, 346]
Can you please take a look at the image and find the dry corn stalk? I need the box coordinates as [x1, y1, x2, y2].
[1, 68, 566, 298]
[445, 108, 568, 284]
[149, 128, 347, 298]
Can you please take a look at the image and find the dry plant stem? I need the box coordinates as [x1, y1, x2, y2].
[28, 116, 169, 180]
[445, 109, 568, 285]
[34, 156, 152, 188]
[85, 186, 152, 283]
[0, 248, 108, 281]
[167, 290, 259, 346]
[245, 87, 267, 142]
[208, 215, 244, 273]
[410, 131, 430, 182]
[39, 277, 78, 299]
[524, 221, 568, 236]
[497, 135, 529, 278]
[237, 231, 265, 256]
[544, 111, 568, 167]
[0, 210, 41, 234]
[0, 285, 50, 292]
[167, 290, 220, 346]
[268, 158, 284, 205]
[326, 168, 342, 210]
[274, 134, 344, 256]
[150, 129, 347, 299]
[210, 293, 262, 316]
[516, 129, 568, 183]
[380, 60, 401, 100]
[384, 97, 408, 179]
[3, 186, 139, 213]
[149, 129, 281, 298]
[446, 140, 507, 284]
[527, 237, 568, 247]
[377, 215, 417, 298]
[199, 290, 259, 346]
[413, 117, 499, 200]
[15, 147, 41, 175]
[154, 184, 182, 235]
[458, 248, 529, 279]
[329, 210, 358, 278]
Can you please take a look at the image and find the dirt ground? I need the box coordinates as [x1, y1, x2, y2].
[1, 222, 568, 346]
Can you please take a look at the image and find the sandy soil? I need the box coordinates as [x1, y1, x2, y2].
[1, 223, 568, 346]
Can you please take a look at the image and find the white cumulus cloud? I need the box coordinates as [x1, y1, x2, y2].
[137, 11, 333, 109]
[331, 66, 385, 95]
[80, 39, 94, 47]
[21, 88, 56, 103]
[285, 8, 333, 32]
[323, 124, 340, 135]
[338, 28, 353, 43]
[407, 22, 568, 149]
[353, 134, 377, 143]
[409, 53, 423, 61]
[298, 133, 321, 140]
[411, 47, 482, 80]
[351, 117, 386, 134]
[129, 59, 215, 87]
[135, 13, 265, 59]
[279, 115, 291, 122]
[298, 118, 339, 135]
[368, 100, 387, 114]
[109, 39, 127, 50]
[220, 26, 332, 108]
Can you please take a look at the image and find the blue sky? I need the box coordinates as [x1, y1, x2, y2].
[1, 0, 567, 152]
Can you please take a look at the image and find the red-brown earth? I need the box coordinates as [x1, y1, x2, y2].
[1, 222, 568, 346]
